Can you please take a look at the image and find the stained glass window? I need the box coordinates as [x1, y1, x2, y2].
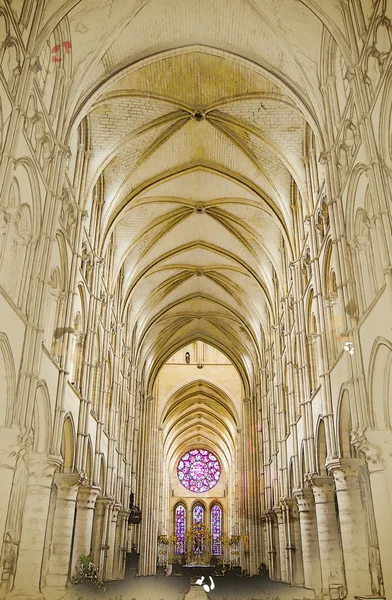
[211, 505, 222, 555]
[193, 503, 204, 553]
[175, 504, 186, 554]
[177, 449, 221, 493]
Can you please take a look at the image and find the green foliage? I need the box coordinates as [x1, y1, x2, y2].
[70, 555, 107, 592]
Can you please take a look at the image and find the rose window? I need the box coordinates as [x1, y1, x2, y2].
[177, 449, 221, 492]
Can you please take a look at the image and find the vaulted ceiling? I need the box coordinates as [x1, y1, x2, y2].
[52, 0, 362, 390]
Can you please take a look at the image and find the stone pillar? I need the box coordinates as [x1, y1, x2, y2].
[104, 504, 121, 580]
[44, 473, 82, 591]
[10, 454, 59, 599]
[354, 431, 392, 599]
[294, 489, 322, 595]
[103, 502, 121, 581]
[283, 498, 304, 587]
[274, 506, 287, 582]
[311, 477, 346, 599]
[0, 429, 20, 547]
[112, 509, 126, 580]
[91, 497, 111, 578]
[330, 459, 372, 599]
[269, 511, 280, 581]
[71, 485, 100, 573]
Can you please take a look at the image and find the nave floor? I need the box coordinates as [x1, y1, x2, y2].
[64, 572, 315, 600]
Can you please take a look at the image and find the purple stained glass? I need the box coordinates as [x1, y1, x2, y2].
[177, 449, 221, 493]
[193, 504, 204, 553]
[211, 505, 222, 555]
[175, 504, 186, 554]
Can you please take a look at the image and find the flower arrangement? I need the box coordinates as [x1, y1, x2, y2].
[70, 554, 107, 592]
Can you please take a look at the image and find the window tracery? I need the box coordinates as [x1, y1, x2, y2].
[193, 503, 205, 554]
[211, 504, 222, 556]
[177, 449, 221, 493]
[175, 504, 186, 555]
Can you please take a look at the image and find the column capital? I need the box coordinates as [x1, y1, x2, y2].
[95, 496, 113, 514]
[262, 509, 274, 522]
[119, 508, 130, 521]
[26, 453, 62, 486]
[273, 506, 284, 524]
[77, 484, 100, 509]
[53, 472, 86, 500]
[308, 475, 336, 503]
[327, 458, 364, 492]
[293, 488, 315, 513]
[0, 427, 24, 468]
[350, 428, 386, 473]
[281, 496, 299, 517]
[111, 503, 122, 521]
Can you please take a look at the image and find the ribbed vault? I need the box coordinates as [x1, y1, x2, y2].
[68, 36, 323, 389]
[161, 378, 238, 474]
[1, 0, 390, 594]
[46, 0, 359, 393]
[32, 0, 367, 413]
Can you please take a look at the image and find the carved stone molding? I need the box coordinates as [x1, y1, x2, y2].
[293, 488, 315, 513]
[77, 485, 100, 509]
[307, 475, 336, 504]
[25, 453, 62, 486]
[327, 458, 364, 492]
[350, 429, 385, 473]
[273, 505, 284, 524]
[0, 427, 28, 468]
[53, 471, 87, 501]
[111, 503, 122, 522]
[119, 508, 130, 521]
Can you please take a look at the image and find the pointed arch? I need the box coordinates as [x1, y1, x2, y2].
[32, 380, 52, 454]
[315, 417, 327, 475]
[192, 501, 205, 554]
[0, 332, 16, 427]
[174, 503, 186, 555]
[86, 435, 93, 485]
[211, 503, 223, 555]
[336, 387, 356, 459]
[368, 337, 392, 430]
[60, 413, 76, 473]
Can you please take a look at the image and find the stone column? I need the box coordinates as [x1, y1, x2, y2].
[104, 504, 121, 580]
[10, 454, 60, 599]
[44, 473, 83, 591]
[353, 431, 392, 599]
[329, 459, 372, 599]
[91, 497, 111, 577]
[283, 498, 304, 587]
[71, 485, 100, 573]
[112, 509, 127, 580]
[0, 428, 21, 548]
[105, 504, 121, 580]
[294, 489, 322, 595]
[311, 476, 346, 599]
[273, 506, 287, 582]
[269, 511, 280, 581]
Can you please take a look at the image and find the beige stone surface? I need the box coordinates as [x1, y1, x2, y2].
[0, 1, 391, 599]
